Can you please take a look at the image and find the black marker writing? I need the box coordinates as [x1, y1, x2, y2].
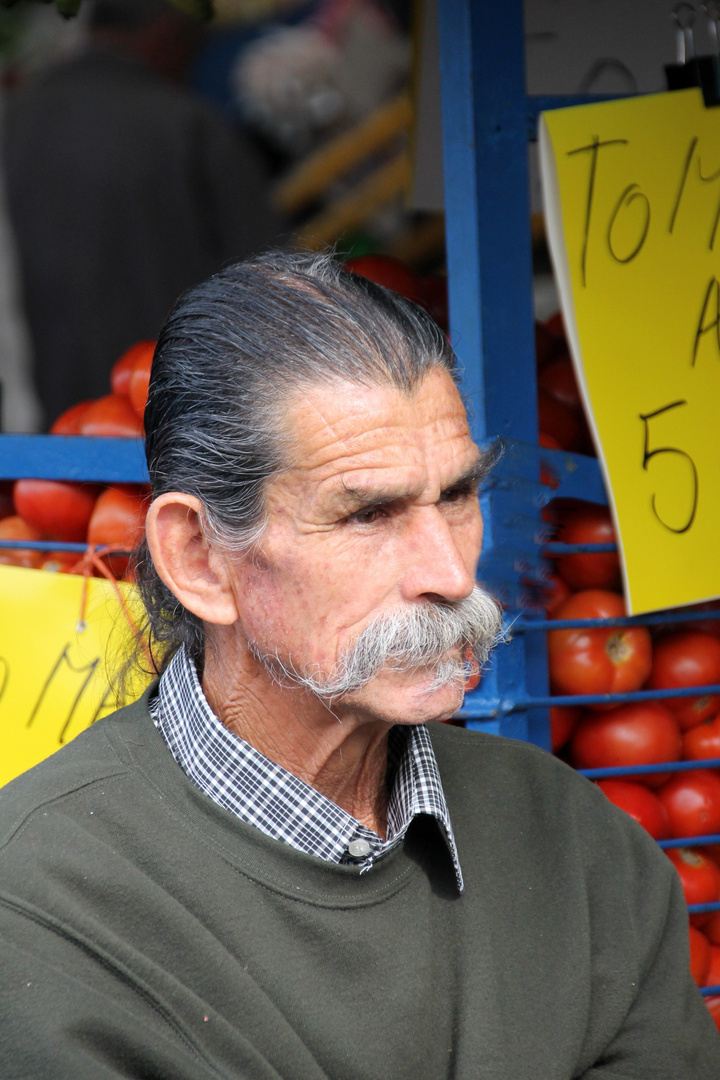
[567, 135, 628, 286]
[639, 401, 698, 534]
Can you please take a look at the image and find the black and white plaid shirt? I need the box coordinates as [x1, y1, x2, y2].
[150, 646, 463, 891]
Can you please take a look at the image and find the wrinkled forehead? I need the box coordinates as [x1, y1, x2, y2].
[281, 367, 470, 457]
[264, 369, 482, 516]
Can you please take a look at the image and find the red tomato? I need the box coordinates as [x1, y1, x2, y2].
[555, 505, 621, 591]
[538, 353, 583, 413]
[648, 631, 720, 730]
[419, 275, 448, 331]
[343, 255, 423, 305]
[690, 925, 712, 985]
[705, 994, 720, 1033]
[705, 943, 720, 987]
[79, 394, 143, 438]
[49, 400, 94, 435]
[679, 602, 720, 640]
[111, 340, 155, 397]
[550, 705, 580, 752]
[704, 908, 720, 945]
[659, 770, 720, 839]
[570, 701, 681, 786]
[596, 778, 670, 839]
[673, 600, 720, 639]
[548, 590, 652, 699]
[537, 387, 586, 453]
[13, 479, 100, 543]
[539, 431, 562, 450]
[0, 481, 13, 519]
[666, 847, 720, 926]
[88, 485, 147, 550]
[682, 715, 720, 761]
[128, 348, 154, 421]
[0, 515, 43, 568]
[545, 311, 566, 341]
[535, 321, 560, 368]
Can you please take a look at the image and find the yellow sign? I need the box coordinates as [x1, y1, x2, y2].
[0, 565, 150, 787]
[539, 88, 720, 614]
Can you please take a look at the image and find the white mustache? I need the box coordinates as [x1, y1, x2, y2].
[251, 584, 503, 699]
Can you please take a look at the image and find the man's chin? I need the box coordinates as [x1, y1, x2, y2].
[337, 665, 467, 725]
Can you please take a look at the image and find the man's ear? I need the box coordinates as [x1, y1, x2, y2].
[144, 493, 239, 626]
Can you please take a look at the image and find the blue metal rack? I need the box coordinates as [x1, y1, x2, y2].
[435, 1, 720, 984]
[435, 0, 610, 747]
[435, 0, 720, 734]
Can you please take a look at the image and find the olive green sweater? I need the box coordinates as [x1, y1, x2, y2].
[0, 693, 718, 1079]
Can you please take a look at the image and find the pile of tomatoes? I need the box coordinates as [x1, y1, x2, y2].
[541, 418, 720, 1002]
[535, 313, 595, 456]
[342, 254, 449, 332]
[0, 341, 154, 579]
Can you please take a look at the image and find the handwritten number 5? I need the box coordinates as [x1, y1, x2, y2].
[639, 401, 698, 534]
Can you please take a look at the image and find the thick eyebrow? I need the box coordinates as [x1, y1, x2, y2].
[335, 444, 498, 516]
[441, 448, 497, 494]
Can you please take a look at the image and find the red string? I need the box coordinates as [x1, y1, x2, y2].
[69, 545, 143, 641]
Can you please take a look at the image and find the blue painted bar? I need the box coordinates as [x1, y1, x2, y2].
[514, 609, 720, 631]
[496, 683, 720, 712]
[542, 542, 617, 554]
[533, 446, 608, 504]
[659, 831, 720, 848]
[0, 435, 148, 483]
[0, 540, 132, 553]
[581, 761, 720, 780]
[700, 986, 720, 997]
[459, 679, 720, 718]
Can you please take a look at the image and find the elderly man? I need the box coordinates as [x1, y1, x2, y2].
[0, 251, 718, 1078]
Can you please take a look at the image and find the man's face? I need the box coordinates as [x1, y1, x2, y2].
[230, 367, 487, 725]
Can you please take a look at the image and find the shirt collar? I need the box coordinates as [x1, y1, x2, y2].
[151, 646, 463, 891]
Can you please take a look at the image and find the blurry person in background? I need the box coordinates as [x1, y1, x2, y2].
[0, 157, 40, 433]
[2, 0, 285, 428]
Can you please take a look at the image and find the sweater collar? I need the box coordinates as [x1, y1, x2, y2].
[151, 647, 463, 892]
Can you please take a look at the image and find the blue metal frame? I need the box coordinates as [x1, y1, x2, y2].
[435, 3, 720, 950]
[438, 0, 553, 746]
[435, 2, 634, 746]
[436, 0, 720, 749]
[0, 435, 147, 483]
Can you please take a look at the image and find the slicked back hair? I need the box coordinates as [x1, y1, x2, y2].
[136, 249, 458, 674]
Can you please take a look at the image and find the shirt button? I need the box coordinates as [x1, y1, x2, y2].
[347, 838, 371, 859]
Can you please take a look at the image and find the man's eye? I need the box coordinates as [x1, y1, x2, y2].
[351, 506, 385, 525]
[441, 485, 471, 503]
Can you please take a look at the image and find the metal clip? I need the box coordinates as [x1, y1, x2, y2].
[673, 2, 697, 63]
[702, 2, 720, 53]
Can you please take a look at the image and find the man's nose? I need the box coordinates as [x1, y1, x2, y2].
[399, 506, 480, 603]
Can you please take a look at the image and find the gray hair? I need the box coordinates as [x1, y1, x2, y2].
[135, 249, 458, 675]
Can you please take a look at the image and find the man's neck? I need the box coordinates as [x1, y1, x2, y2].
[201, 638, 392, 839]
